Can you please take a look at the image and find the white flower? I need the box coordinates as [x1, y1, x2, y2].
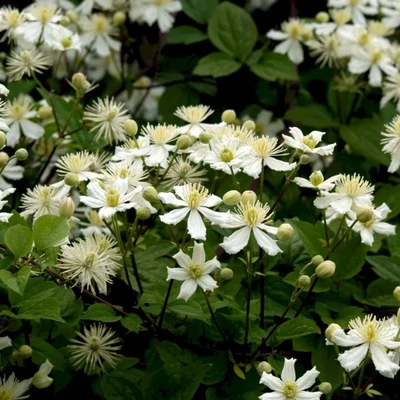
[0, 7, 26, 41]
[102, 159, 148, 191]
[79, 209, 109, 237]
[76, 0, 112, 14]
[56, 151, 101, 182]
[314, 173, 374, 214]
[328, 0, 378, 25]
[331, 315, 400, 377]
[0, 188, 15, 222]
[294, 171, 340, 191]
[306, 33, 344, 68]
[174, 105, 215, 138]
[6, 49, 51, 81]
[159, 183, 223, 241]
[80, 179, 140, 220]
[167, 241, 220, 301]
[0, 373, 31, 400]
[32, 359, 53, 389]
[242, 110, 285, 138]
[220, 199, 282, 256]
[0, 336, 12, 350]
[382, 3, 400, 28]
[0, 159, 23, 190]
[259, 358, 322, 400]
[347, 203, 396, 246]
[382, 115, 400, 173]
[47, 29, 81, 52]
[282, 127, 336, 156]
[129, 0, 182, 33]
[381, 73, 400, 112]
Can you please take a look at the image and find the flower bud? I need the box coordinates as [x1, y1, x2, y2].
[38, 105, 53, 119]
[60, 16, 70, 26]
[11, 349, 20, 363]
[59, 198, 75, 218]
[142, 186, 158, 203]
[0, 132, 6, 148]
[325, 323, 341, 341]
[257, 361, 272, 375]
[199, 131, 213, 144]
[393, 286, 400, 301]
[176, 135, 191, 150]
[124, 119, 138, 137]
[316, 11, 330, 23]
[61, 36, 73, 49]
[309, 171, 324, 187]
[277, 223, 294, 241]
[113, 11, 126, 25]
[64, 172, 79, 187]
[316, 260, 336, 278]
[241, 190, 257, 205]
[297, 275, 310, 287]
[397, 308, 400, 326]
[71, 72, 88, 91]
[223, 190, 241, 206]
[312, 255, 324, 267]
[137, 206, 151, 220]
[220, 268, 233, 280]
[66, 10, 77, 23]
[18, 344, 32, 359]
[0, 152, 9, 167]
[243, 120, 256, 131]
[32, 359, 54, 389]
[15, 148, 28, 161]
[356, 206, 374, 223]
[299, 154, 310, 165]
[318, 382, 332, 394]
[221, 109, 236, 124]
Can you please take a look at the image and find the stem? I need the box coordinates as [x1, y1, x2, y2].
[130, 251, 144, 294]
[294, 276, 318, 318]
[158, 279, 173, 330]
[244, 244, 253, 349]
[203, 291, 228, 342]
[330, 219, 357, 253]
[354, 357, 368, 399]
[259, 160, 265, 200]
[259, 248, 265, 330]
[157, 149, 178, 183]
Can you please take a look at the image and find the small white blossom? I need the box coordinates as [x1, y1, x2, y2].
[0, 373, 31, 400]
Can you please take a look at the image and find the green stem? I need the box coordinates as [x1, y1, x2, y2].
[259, 247, 265, 330]
[157, 149, 178, 184]
[203, 291, 228, 342]
[330, 219, 357, 253]
[259, 159, 265, 200]
[158, 279, 173, 330]
[244, 244, 253, 349]
[353, 356, 368, 399]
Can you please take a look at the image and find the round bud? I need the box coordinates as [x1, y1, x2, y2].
[0, 152, 9, 167]
[325, 323, 342, 342]
[113, 11, 126, 25]
[59, 198, 75, 218]
[0, 132, 7, 148]
[297, 275, 311, 287]
[220, 268, 234, 281]
[356, 206, 374, 223]
[316, 11, 330, 23]
[124, 119, 138, 137]
[18, 344, 32, 359]
[223, 190, 241, 206]
[257, 361, 272, 375]
[316, 260, 336, 279]
[61, 36, 73, 49]
[66, 10, 77, 23]
[199, 131, 213, 144]
[64, 172, 80, 187]
[241, 190, 257, 205]
[137, 206, 151, 220]
[15, 148, 28, 161]
[309, 171, 324, 187]
[221, 109, 236, 124]
[397, 308, 400, 327]
[176, 135, 191, 150]
[134, 76, 151, 89]
[60, 16, 70, 26]
[38, 105, 53, 119]
[142, 186, 158, 203]
[243, 120, 256, 131]
[11, 349, 20, 362]
[71, 72, 88, 90]
[277, 223, 294, 241]
[312, 255, 324, 267]
[318, 382, 332, 394]
[299, 154, 310, 165]
[393, 286, 400, 301]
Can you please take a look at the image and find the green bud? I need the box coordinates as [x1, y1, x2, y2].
[71, 72, 88, 91]
[15, 148, 28, 161]
[18, 344, 32, 359]
[64, 173, 80, 187]
[299, 154, 310, 165]
[309, 171, 324, 187]
[277, 223, 294, 241]
[113, 11, 126, 25]
[297, 275, 311, 287]
[221, 109, 236, 124]
[59, 198, 75, 218]
[38, 105, 53, 119]
[124, 119, 138, 137]
[257, 361, 272, 375]
[243, 120, 256, 131]
[393, 286, 400, 301]
[223, 190, 241, 206]
[61, 36, 73, 49]
[199, 131, 213, 144]
[397, 308, 400, 327]
[176, 135, 191, 150]
[60, 16, 70, 26]
[312, 255, 324, 267]
[0, 132, 6, 148]
[316, 260, 336, 279]
[66, 10, 77, 23]
[325, 323, 341, 342]
[137, 206, 151, 220]
[318, 382, 332, 394]
[142, 186, 158, 203]
[241, 190, 257, 205]
[356, 206, 374, 223]
[220, 268, 233, 280]
[316, 11, 330, 23]
[0, 152, 9, 167]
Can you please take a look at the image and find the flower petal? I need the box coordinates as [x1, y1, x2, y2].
[166, 267, 191, 281]
[172, 251, 192, 270]
[177, 278, 197, 301]
[253, 227, 282, 256]
[337, 343, 369, 371]
[281, 358, 296, 382]
[160, 207, 190, 225]
[296, 367, 320, 391]
[259, 372, 284, 391]
[192, 242, 205, 265]
[370, 343, 400, 377]
[187, 209, 207, 240]
[220, 226, 251, 254]
[196, 275, 218, 292]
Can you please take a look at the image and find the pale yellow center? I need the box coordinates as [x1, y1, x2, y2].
[0, 389, 12, 400]
[302, 134, 318, 149]
[178, 163, 191, 178]
[189, 263, 202, 279]
[220, 147, 234, 163]
[89, 336, 100, 351]
[349, 0, 361, 6]
[106, 188, 120, 207]
[358, 32, 370, 46]
[61, 36, 72, 48]
[105, 106, 119, 121]
[10, 104, 27, 120]
[84, 253, 96, 268]
[285, 21, 304, 39]
[36, 6, 53, 23]
[6, 10, 21, 27]
[117, 168, 129, 179]
[371, 50, 383, 64]
[94, 15, 109, 33]
[283, 381, 298, 398]
[331, 9, 352, 25]
[365, 322, 376, 341]
[253, 137, 276, 157]
[244, 207, 259, 227]
[155, 0, 171, 4]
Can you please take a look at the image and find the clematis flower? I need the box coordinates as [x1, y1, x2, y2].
[294, 171, 340, 192]
[259, 358, 322, 400]
[381, 115, 400, 173]
[167, 241, 220, 301]
[174, 105, 217, 138]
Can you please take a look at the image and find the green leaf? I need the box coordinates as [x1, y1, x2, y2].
[121, 314, 142, 333]
[167, 26, 207, 45]
[99, 371, 143, 400]
[5, 225, 33, 258]
[374, 184, 400, 220]
[354, 279, 399, 307]
[193, 52, 242, 78]
[290, 220, 327, 257]
[249, 52, 299, 82]
[168, 299, 210, 322]
[367, 256, 400, 283]
[82, 303, 121, 323]
[181, 0, 218, 24]
[208, 2, 258, 62]
[285, 104, 338, 129]
[233, 364, 246, 380]
[7, 80, 36, 100]
[0, 266, 31, 296]
[30, 335, 66, 371]
[33, 215, 70, 252]
[275, 316, 320, 342]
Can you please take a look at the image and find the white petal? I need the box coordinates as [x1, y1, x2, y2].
[202, 258, 221, 275]
[281, 358, 296, 382]
[196, 275, 218, 292]
[296, 367, 320, 391]
[177, 278, 197, 301]
[166, 267, 191, 281]
[331, 330, 365, 347]
[337, 343, 369, 371]
[160, 207, 190, 225]
[259, 372, 284, 391]
[370, 343, 400, 377]
[187, 210, 207, 240]
[20, 119, 45, 139]
[264, 157, 296, 171]
[158, 192, 187, 207]
[172, 251, 192, 270]
[253, 227, 282, 256]
[192, 241, 205, 265]
[220, 227, 251, 254]
[295, 392, 323, 400]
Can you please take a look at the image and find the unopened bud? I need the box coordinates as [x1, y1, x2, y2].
[71, 72, 88, 91]
[356, 206, 374, 223]
[299, 154, 310, 165]
[11, 349, 20, 362]
[220, 268, 233, 280]
[310, 171, 324, 187]
[61, 36, 73, 49]
[113, 11, 126, 25]
[394, 286, 400, 301]
[124, 119, 138, 137]
[243, 120, 256, 131]
[0, 132, 6, 148]
[325, 323, 342, 342]
[60, 16, 70, 26]
[223, 190, 241, 206]
[0, 152, 9, 167]
[66, 10, 77, 23]
[176, 135, 191, 150]
[312, 255, 324, 267]
[297, 275, 311, 287]
[318, 382, 332, 394]
[137, 206, 151, 220]
[38, 105, 53, 119]
[59, 198, 75, 218]
[316, 260, 336, 279]
[142, 186, 158, 203]
[32, 359, 54, 389]
[18, 345, 32, 359]
[316, 11, 330, 23]
[221, 109, 236, 124]
[199, 131, 213, 144]
[277, 223, 294, 241]
[241, 190, 257, 205]
[15, 148, 28, 161]
[397, 308, 400, 326]
[64, 172, 79, 187]
[257, 361, 272, 375]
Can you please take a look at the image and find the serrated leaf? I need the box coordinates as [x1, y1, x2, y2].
[181, 0, 218, 24]
[33, 215, 70, 252]
[82, 303, 121, 323]
[250, 52, 298, 81]
[5, 225, 33, 258]
[0, 266, 31, 296]
[290, 220, 327, 257]
[285, 104, 338, 129]
[167, 26, 207, 45]
[367, 255, 400, 283]
[30, 335, 67, 371]
[121, 314, 141, 332]
[193, 52, 242, 78]
[275, 316, 320, 341]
